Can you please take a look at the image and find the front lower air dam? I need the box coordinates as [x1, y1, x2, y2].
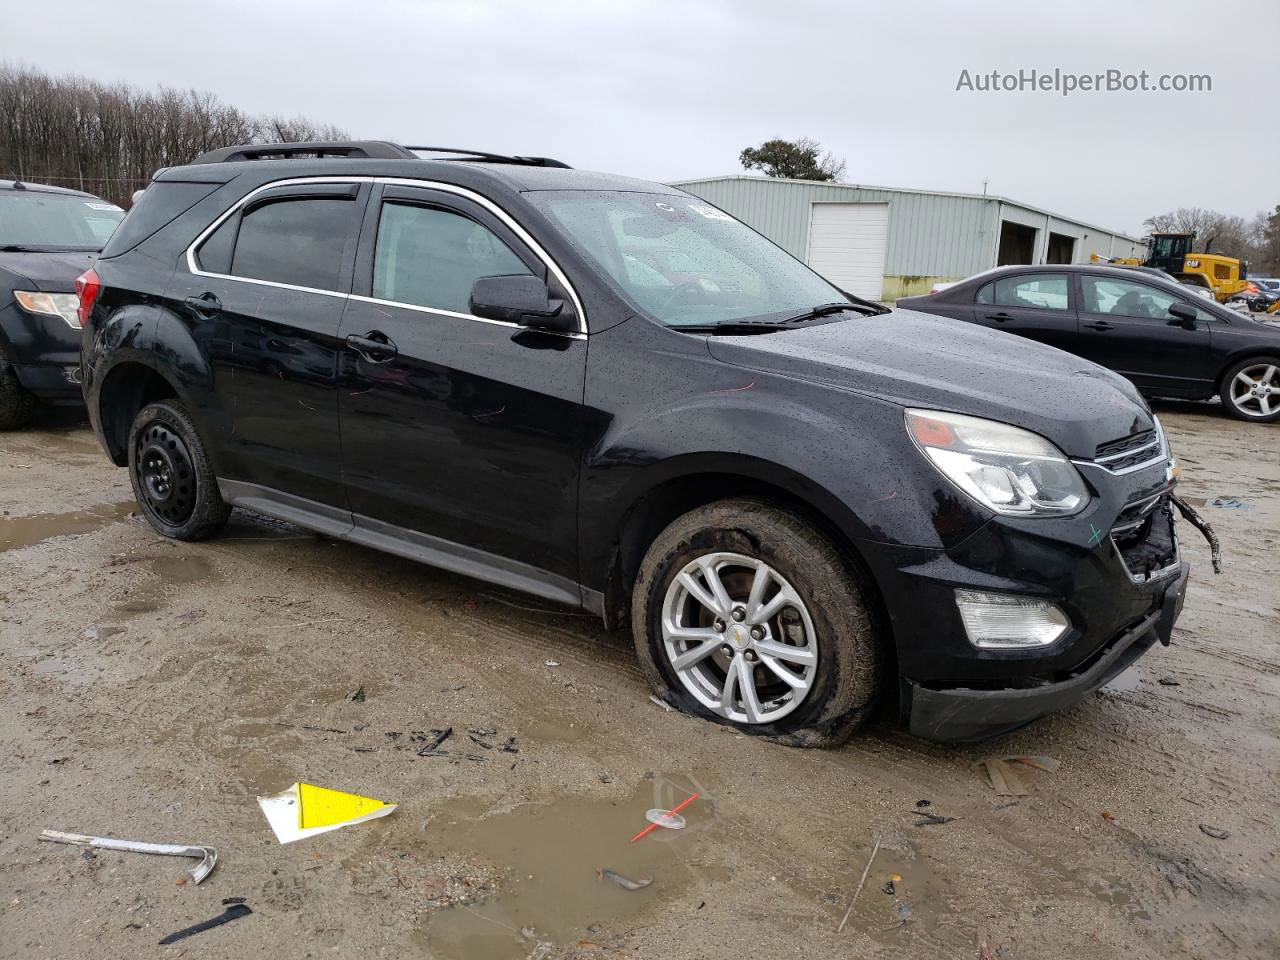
[954, 590, 1070, 649]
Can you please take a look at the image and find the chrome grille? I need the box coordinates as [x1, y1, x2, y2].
[1095, 429, 1154, 460]
[1087, 425, 1167, 475]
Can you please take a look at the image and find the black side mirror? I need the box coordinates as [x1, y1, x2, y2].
[1168, 302, 1198, 330]
[470, 275, 575, 333]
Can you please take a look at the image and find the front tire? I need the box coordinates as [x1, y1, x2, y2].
[1219, 358, 1280, 423]
[0, 349, 38, 430]
[127, 399, 230, 540]
[631, 498, 881, 747]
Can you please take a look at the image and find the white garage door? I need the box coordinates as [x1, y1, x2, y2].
[806, 202, 889, 301]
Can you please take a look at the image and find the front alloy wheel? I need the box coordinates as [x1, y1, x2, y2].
[631, 497, 882, 747]
[662, 552, 818, 724]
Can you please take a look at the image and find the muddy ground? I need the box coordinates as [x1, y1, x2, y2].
[0, 400, 1277, 959]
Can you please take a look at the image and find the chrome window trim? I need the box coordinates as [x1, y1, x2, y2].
[183, 175, 589, 335]
[347, 293, 586, 340]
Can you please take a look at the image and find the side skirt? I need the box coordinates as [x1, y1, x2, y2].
[218, 479, 592, 612]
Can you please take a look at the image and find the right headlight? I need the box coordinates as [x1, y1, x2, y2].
[906, 409, 1089, 517]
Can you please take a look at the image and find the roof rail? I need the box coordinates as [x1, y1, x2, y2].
[189, 141, 571, 168]
[401, 146, 571, 168]
[190, 141, 418, 164]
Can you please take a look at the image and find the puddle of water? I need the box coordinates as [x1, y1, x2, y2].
[223, 721, 293, 740]
[113, 554, 216, 618]
[520, 716, 587, 743]
[207, 743, 302, 797]
[1103, 668, 1142, 694]
[151, 554, 214, 584]
[0, 501, 134, 551]
[415, 778, 707, 959]
[29, 656, 102, 686]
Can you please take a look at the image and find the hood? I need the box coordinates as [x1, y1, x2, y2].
[0, 249, 98, 292]
[705, 309, 1153, 459]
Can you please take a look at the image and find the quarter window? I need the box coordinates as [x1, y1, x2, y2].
[197, 195, 357, 290]
[372, 203, 532, 315]
[1081, 277, 1180, 320]
[976, 274, 1070, 310]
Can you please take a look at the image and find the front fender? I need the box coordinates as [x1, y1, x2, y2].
[578, 320, 991, 598]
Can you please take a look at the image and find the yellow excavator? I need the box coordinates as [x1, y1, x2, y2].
[1091, 232, 1249, 302]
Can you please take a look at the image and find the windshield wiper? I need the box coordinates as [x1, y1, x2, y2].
[0, 244, 37, 252]
[676, 321, 791, 335]
[783, 299, 888, 324]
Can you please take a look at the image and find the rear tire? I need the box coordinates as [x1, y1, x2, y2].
[0, 349, 38, 430]
[630, 497, 882, 747]
[127, 399, 230, 540]
[1219, 357, 1280, 423]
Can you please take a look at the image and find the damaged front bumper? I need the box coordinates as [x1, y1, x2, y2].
[906, 560, 1189, 742]
[863, 448, 1210, 743]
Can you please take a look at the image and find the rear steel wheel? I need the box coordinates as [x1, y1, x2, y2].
[135, 420, 198, 526]
[127, 399, 230, 540]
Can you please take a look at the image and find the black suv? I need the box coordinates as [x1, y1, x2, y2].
[1, 180, 124, 427]
[82, 142, 1190, 744]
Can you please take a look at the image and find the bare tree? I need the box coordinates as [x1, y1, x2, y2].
[0, 63, 348, 206]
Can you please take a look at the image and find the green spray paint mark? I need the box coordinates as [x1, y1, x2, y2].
[1087, 523, 1105, 547]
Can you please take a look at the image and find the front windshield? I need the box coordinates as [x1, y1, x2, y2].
[0, 191, 124, 249]
[527, 190, 849, 327]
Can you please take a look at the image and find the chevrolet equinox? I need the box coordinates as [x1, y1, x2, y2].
[80, 141, 1191, 744]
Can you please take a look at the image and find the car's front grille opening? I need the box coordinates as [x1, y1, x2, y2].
[1091, 428, 1166, 473]
[1095, 430, 1154, 460]
[1112, 497, 1178, 581]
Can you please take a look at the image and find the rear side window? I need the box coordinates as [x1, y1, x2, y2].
[371, 202, 532, 314]
[101, 181, 220, 258]
[976, 274, 1070, 310]
[225, 197, 356, 290]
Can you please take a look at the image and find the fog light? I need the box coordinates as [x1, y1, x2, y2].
[954, 590, 1070, 649]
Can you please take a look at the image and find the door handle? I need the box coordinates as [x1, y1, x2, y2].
[1083, 321, 1115, 331]
[345, 331, 398, 363]
[184, 293, 222, 317]
[983, 312, 1012, 322]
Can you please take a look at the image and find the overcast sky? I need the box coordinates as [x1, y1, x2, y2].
[6, 0, 1277, 234]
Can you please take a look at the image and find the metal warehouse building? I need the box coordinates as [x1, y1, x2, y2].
[671, 175, 1146, 302]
